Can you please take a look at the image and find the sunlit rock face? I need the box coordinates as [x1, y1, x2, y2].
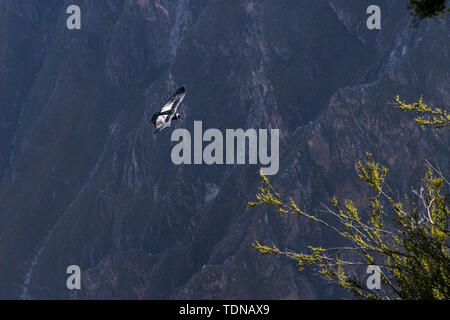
[0, 0, 448, 299]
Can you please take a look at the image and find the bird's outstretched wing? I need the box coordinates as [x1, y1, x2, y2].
[152, 86, 186, 134]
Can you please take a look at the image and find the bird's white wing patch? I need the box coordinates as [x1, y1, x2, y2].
[161, 99, 176, 113]
[155, 114, 170, 131]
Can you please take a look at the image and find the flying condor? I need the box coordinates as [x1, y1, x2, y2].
[151, 85, 187, 134]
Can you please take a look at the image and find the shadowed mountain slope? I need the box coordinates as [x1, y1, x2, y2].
[0, 0, 448, 299]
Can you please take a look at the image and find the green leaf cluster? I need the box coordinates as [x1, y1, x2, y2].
[395, 96, 450, 129]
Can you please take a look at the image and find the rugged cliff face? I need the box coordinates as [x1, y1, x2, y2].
[0, 0, 448, 299]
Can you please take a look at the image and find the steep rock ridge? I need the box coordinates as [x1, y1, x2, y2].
[28, 0, 286, 299]
[327, 0, 391, 45]
[170, 10, 449, 299]
[0, 0, 131, 298]
[261, 0, 376, 129]
[0, 0, 448, 299]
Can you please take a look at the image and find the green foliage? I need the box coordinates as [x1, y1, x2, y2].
[408, 0, 449, 25]
[249, 109, 450, 299]
[250, 161, 449, 299]
[395, 96, 450, 129]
